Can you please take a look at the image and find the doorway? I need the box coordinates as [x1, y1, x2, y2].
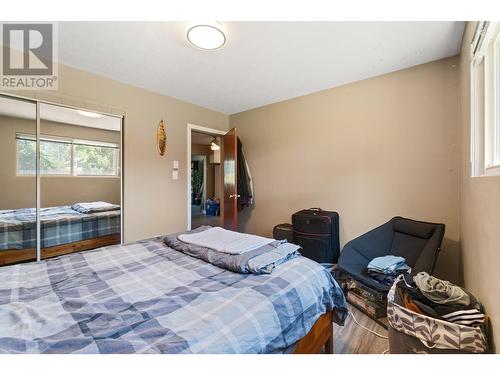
[191, 153, 219, 228]
[187, 124, 226, 230]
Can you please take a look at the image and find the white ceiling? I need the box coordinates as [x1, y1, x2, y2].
[0, 96, 121, 131]
[59, 22, 466, 114]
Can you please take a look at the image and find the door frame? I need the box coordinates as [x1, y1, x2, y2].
[186, 123, 226, 230]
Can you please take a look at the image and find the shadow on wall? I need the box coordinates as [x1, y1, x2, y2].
[433, 238, 462, 286]
[487, 317, 497, 354]
[237, 205, 255, 234]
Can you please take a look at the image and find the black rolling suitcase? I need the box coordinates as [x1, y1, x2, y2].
[273, 223, 294, 243]
[292, 208, 340, 264]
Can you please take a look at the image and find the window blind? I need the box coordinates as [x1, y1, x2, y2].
[471, 22, 496, 66]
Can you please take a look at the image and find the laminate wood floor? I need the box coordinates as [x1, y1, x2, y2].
[191, 205, 221, 228]
[333, 303, 389, 354]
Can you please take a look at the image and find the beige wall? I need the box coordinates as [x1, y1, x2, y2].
[1, 62, 230, 242]
[0, 116, 120, 209]
[459, 22, 499, 351]
[231, 57, 461, 283]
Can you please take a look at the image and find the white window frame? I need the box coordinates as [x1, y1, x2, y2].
[471, 21, 500, 177]
[16, 132, 120, 178]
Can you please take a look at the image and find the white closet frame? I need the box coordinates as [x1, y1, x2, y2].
[0, 93, 125, 262]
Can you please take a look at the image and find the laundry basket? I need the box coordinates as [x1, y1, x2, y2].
[205, 200, 220, 216]
[387, 277, 488, 354]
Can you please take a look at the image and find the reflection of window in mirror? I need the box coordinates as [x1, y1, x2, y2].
[16, 133, 119, 177]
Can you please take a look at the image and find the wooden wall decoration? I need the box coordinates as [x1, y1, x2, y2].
[157, 120, 167, 156]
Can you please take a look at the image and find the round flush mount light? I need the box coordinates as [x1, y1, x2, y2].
[186, 22, 226, 50]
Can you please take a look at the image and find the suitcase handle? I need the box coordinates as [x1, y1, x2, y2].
[309, 207, 322, 211]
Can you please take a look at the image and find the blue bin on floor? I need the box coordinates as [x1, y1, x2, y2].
[205, 201, 220, 216]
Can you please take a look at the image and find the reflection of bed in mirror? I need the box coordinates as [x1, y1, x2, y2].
[0, 95, 123, 267]
[0, 202, 121, 266]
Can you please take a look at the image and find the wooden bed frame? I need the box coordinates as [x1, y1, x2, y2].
[293, 310, 334, 354]
[0, 234, 121, 266]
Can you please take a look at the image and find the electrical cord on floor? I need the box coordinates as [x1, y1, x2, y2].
[348, 310, 389, 340]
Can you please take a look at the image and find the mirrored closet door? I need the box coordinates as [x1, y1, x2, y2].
[0, 95, 37, 265]
[0, 94, 123, 267]
[39, 104, 122, 259]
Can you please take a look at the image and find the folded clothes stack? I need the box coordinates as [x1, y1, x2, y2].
[395, 272, 486, 327]
[366, 255, 411, 286]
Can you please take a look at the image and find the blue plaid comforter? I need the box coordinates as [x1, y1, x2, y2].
[0, 237, 347, 354]
[0, 206, 120, 250]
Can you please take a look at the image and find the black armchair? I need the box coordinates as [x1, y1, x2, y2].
[337, 216, 445, 293]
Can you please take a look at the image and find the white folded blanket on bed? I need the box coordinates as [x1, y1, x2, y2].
[177, 227, 275, 255]
[72, 201, 120, 213]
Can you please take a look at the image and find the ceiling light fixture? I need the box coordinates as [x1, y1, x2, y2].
[186, 22, 226, 50]
[77, 110, 102, 118]
[210, 139, 220, 151]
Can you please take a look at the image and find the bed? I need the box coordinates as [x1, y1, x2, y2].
[0, 205, 121, 266]
[0, 236, 347, 354]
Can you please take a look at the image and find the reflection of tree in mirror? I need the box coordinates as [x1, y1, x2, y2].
[75, 145, 117, 175]
[17, 137, 119, 176]
[18, 139, 71, 174]
[17, 139, 36, 174]
[40, 141, 71, 174]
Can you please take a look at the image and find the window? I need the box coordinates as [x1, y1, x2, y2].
[16, 133, 119, 177]
[39, 136, 71, 175]
[471, 21, 500, 176]
[16, 135, 36, 175]
[73, 140, 119, 176]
